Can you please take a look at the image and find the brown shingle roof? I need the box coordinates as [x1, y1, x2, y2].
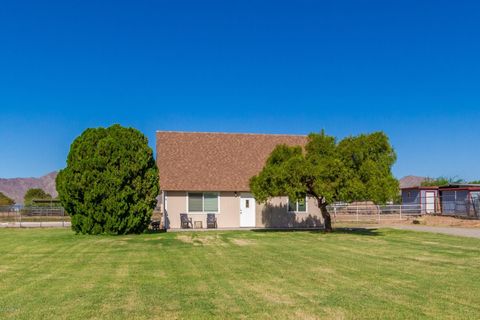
[156, 131, 307, 191]
[399, 175, 428, 189]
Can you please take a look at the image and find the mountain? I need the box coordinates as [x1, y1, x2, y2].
[399, 175, 428, 189]
[0, 172, 58, 204]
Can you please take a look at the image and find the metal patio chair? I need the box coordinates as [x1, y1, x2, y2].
[206, 213, 217, 229]
[180, 213, 193, 229]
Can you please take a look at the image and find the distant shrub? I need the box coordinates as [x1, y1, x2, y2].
[421, 176, 465, 187]
[56, 124, 159, 235]
[24, 188, 52, 206]
[0, 192, 14, 206]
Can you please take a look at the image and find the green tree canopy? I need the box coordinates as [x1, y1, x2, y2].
[24, 188, 52, 206]
[56, 124, 159, 235]
[0, 192, 15, 206]
[250, 131, 398, 232]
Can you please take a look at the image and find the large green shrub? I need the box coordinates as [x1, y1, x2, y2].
[56, 125, 159, 234]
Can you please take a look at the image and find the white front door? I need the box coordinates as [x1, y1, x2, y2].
[425, 191, 435, 213]
[240, 194, 256, 227]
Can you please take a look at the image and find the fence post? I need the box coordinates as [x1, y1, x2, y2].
[400, 205, 402, 220]
[356, 205, 359, 222]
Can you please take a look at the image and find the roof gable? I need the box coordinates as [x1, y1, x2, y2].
[399, 175, 428, 189]
[156, 131, 307, 191]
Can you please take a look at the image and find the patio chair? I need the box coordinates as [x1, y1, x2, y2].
[180, 213, 193, 229]
[206, 213, 217, 229]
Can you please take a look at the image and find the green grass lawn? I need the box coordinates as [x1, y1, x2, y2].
[1, 228, 480, 319]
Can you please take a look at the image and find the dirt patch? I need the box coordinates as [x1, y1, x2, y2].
[357, 215, 480, 228]
[81, 282, 96, 290]
[176, 234, 227, 246]
[177, 235, 194, 244]
[321, 307, 346, 320]
[421, 241, 440, 245]
[294, 308, 346, 320]
[405, 215, 480, 228]
[197, 234, 224, 245]
[143, 237, 164, 241]
[231, 238, 255, 246]
[246, 282, 293, 305]
[310, 265, 338, 275]
[0, 266, 10, 274]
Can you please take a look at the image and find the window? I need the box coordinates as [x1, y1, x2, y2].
[288, 196, 307, 212]
[188, 192, 219, 212]
[188, 193, 203, 212]
[204, 192, 218, 211]
[297, 197, 306, 212]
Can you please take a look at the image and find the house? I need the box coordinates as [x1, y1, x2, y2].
[156, 131, 324, 229]
[401, 186, 439, 214]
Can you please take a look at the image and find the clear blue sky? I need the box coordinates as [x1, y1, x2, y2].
[1, 0, 479, 180]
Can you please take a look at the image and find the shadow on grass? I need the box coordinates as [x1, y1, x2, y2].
[144, 229, 167, 234]
[252, 228, 324, 233]
[334, 227, 381, 236]
[252, 227, 381, 236]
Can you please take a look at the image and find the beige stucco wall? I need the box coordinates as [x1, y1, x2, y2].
[164, 191, 240, 229]
[256, 196, 323, 228]
[164, 191, 323, 229]
[218, 192, 240, 227]
[163, 191, 186, 229]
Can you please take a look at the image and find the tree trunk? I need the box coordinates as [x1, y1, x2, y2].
[308, 189, 333, 232]
[319, 203, 333, 232]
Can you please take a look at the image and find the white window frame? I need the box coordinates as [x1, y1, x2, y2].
[287, 196, 308, 213]
[186, 192, 220, 214]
